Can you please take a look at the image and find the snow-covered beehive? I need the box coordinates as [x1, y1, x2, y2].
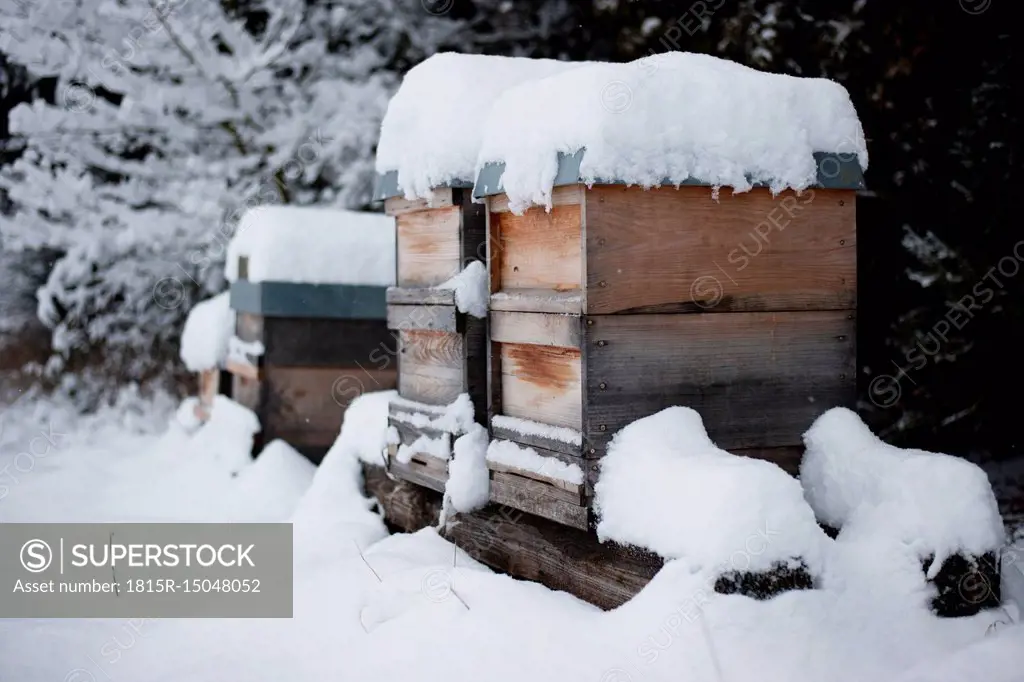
[225, 206, 397, 462]
[373, 53, 584, 491]
[473, 52, 867, 528]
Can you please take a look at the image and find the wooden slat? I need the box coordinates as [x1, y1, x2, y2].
[362, 463, 443, 532]
[387, 304, 459, 333]
[397, 328, 467, 406]
[490, 423, 583, 459]
[490, 310, 582, 349]
[488, 185, 583, 214]
[398, 371, 464, 406]
[263, 317, 396, 367]
[263, 366, 397, 435]
[489, 289, 583, 315]
[464, 315, 488, 426]
[442, 505, 663, 610]
[487, 463, 583, 501]
[499, 343, 582, 430]
[400, 329, 464, 369]
[384, 188, 454, 216]
[488, 473, 588, 530]
[386, 287, 456, 306]
[492, 203, 582, 292]
[387, 446, 448, 493]
[585, 185, 856, 314]
[583, 311, 856, 453]
[396, 206, 462, 287]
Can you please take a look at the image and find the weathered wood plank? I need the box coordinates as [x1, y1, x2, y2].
[488, 463, 583, 501]
[489, 289, 583, 315]
[362, 463, 443, 532]
[263, 317, 396, 367]
[396, 206, 461, 287]
[386, 287, 457, 306]
[384, 188, 454, 217]
[442, 505, 663, 610]
[488, 185, 583, 214]
[492, 203, 582, 292]
[585, 185, 857, 314]
[583, 311, 856, 453]
[490, 310, 582, 349]
[499, 343, 582, 430]
[490, 422, 584, 459]
[264, 366, 397, 435]
[387, 304, 459, 333]
[387, 446, 448, 493]
[489, 474, 588, 530]
[400, 329, 464, 369]
[398, 368, 464, 406]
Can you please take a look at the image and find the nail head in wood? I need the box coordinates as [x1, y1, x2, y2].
[599, 382, 607, 390]
[597, 340, 606, 347]
[839, 239, 846, 245]
[599, 280, 607, 288]
[599, 424, 607, 431]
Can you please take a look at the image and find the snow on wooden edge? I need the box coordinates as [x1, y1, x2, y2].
[374, 52, 589, 200]
[476, 51, 868, 213]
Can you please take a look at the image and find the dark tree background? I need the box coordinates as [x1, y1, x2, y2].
[2, 0, 1020, 465]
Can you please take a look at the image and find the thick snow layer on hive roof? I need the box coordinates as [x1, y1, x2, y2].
[476, 51, 868, 212]
[375, 52, 585, 200]
[225, 206, 395, 286]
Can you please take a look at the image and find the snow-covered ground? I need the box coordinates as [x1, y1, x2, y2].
[1, 392, 1022, 682]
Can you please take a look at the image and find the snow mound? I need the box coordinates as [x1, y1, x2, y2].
[179, 291, 235, 372]
[329, 389, 396, 468]
[802, 407, 1005, 566]
[225, 206, 395, 286]
[594, 407, 828, 575]
[375, 52, 586, 199]
[188, 395, 260, 475]
[443, 424, 491, 516]
[477, 51, 868, 213]
[228, 439, 316, 521]
[436, 260, 488, 318]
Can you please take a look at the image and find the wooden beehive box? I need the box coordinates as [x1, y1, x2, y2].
[374, 174, 488, 490]
[228, 272, 397, 462]
[225, 207, 398, 463]
[475, 151, 863, 529]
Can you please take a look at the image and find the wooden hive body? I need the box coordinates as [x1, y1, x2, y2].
[228, 267, 397, 463]
[484, 181, 858, 529]
[382, 186, 488, 491]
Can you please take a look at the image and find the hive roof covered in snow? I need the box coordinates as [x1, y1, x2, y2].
[473, 52, 868, 212]
[373, 52, 585, 201]
[225, 206, 395, 287]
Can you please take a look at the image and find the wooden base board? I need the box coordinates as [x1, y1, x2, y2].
[362, 463, 662, 610]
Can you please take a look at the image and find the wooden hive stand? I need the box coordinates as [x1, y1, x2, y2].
[474, 150, 863, 529]
[374, 172, 488, 491]
[228, 256, 397, 463]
